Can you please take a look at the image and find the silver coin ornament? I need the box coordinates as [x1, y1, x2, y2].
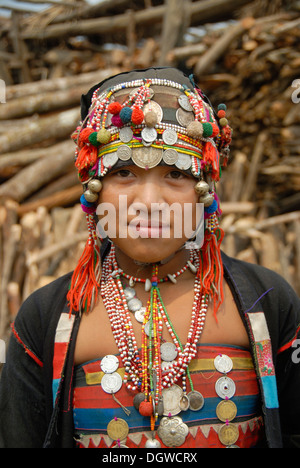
[101, 372, 122, 394]
[117, 145, 132, 161]
[103, 152, 118, 168]
[124, 287, 136, 300]
[178, 94, 193, 112]
[134, 306, 146, 323]
[175, 153, 192, 170]
[187, 390, 205, 411]
[162, 128, 178, 145]
[158, 416, 189, 447]
[145, 438, 161, 448]
[214, 354, 233, 374]
[160, 342, 178, 362]
[215, 376, 236, 400]
[100, 354, 119, 374]
[162, 384, 183, 416]
[127, 297, 143, 312]
[141, 127, 157, 143]
[176, 108, 194, 127]
[163, 148, 178, 165]
[119, 127, 133, 143]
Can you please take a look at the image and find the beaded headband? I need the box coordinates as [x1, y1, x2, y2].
[71, 68, 232, 214]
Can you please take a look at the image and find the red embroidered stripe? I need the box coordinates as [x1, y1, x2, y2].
[11, 322, 43, 368]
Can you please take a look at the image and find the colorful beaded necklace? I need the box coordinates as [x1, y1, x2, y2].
[100, 243, 209, 430]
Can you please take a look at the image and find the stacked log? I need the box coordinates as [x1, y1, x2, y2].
[0, 0, 299, 341]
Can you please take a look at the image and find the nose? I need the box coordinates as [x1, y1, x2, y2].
[133, 174, 165, 208]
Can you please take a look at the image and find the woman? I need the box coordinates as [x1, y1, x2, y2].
[0, 67, 299, 448]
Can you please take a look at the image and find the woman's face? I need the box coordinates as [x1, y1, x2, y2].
[97, 164, 201, 264]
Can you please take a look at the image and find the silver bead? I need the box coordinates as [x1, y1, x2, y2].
[88, 179, 102, 192]
[199, 192, 214, 207]
[145, 438, 161, 448]
[194, 180, 209, 196]
[84, 189, 98, 203]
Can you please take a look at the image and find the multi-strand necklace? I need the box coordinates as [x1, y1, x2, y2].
[100, 243, 209, 431]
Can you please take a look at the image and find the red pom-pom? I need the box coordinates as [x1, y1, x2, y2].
[217, 110, 226, 118]
[139, 401, 153, 417]
[78, 128, 94, 147]
[108, 102, 122, 115]
[211, 123, 219, 137]
[131, 107, 144, 125]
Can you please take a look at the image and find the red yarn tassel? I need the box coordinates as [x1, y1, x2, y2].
[67, 236, 101, 315]
[198, 228, 224, 322]
[75, 144, 98, 171]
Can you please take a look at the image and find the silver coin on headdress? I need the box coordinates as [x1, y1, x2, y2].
[175, 153, 192, 170]
[162, 129, 178, 145]
[119, 127, 133, 143]
[131, 147, 163, 169]
[176, 108, 194, 127]
[117, 144, 132, 161]
[178, 94, 193, 112]
[141, 127, 157, 143]
[163, 148, 178, 165]
[102, 152, 118, 168]
[143, 101, 163, 123]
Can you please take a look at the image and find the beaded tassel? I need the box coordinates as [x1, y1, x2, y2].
[67, 214, 101, 315]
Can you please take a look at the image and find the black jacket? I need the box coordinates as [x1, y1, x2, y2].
[0, 251, 300, 448]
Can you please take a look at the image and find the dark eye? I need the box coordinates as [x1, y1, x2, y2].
[167, 170, 186, 179]
[112, 169, 133, 178]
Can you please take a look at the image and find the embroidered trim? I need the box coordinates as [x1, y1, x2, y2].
[277, 324, 300, 354]
[11, 322, 43, 368]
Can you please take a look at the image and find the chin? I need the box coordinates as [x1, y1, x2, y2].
[114, 237, 186, 264]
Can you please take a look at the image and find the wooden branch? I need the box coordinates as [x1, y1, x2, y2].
[21, 0, 253, 40]
[0, 107, 79, 153]
[0, 140, 74, 202]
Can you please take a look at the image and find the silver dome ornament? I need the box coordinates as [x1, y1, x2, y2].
[84, 189, 98, 203]
[145, 437, 161, 448]
[88, 179, 102, 192]
[199, 192, 214, 207]
[194, 180, 209, 196]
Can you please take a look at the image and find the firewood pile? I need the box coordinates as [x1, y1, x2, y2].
[0, 0, 299, 339]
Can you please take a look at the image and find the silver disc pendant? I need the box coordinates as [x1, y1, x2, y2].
[160, 342, 178, 362]
[101, 372, 122, 394]
[158, 416, 189, 447]
[100, 354, 119, 374]
[127, 297, 143, 312]
[145, 438, 161, 448]
[162, 384, 183, 416]
[134, 306, 146, 323]
[144, 321, 154, 337]
[215, 376, 236, 399]
[214, 354, 233, 374]
[124, 286, 136, 300]
[187, 390, 204, 411]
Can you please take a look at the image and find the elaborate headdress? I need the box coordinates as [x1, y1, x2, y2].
[67, 67, 232, 317]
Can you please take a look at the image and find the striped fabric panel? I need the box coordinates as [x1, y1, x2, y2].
[73, 344, 261, 434]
